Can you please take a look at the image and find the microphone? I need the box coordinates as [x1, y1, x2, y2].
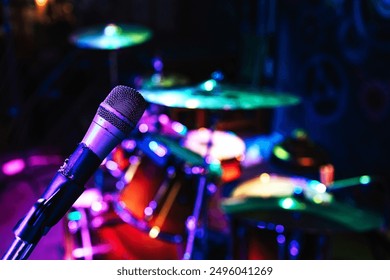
[2, 85, 147, 260]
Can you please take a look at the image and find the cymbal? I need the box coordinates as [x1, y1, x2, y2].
[140, 79, 301, 110]
[221, 173, 384, 232]
[136, 73, 190, 90]
[70, 23, 152, 50]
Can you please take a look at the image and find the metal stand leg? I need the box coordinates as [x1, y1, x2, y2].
[182, 174, 208, 260]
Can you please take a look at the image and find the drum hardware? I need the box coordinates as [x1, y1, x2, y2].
[64, 190, 184, 260]
[65, 205, 113, 260]
[181, 125, 217, 260]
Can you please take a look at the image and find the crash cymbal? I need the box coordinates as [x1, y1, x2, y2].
[70, 23, 152, 50]
[221, 173, 384, 232]
[140, 79, 301, 110]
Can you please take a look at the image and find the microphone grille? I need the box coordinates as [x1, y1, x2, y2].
[99, 85, 147, 134]
[105, 85, 147, 121]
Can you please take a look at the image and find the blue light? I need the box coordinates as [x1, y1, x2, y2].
[293, 186, 303, 195]
[275, 225, 285, 233]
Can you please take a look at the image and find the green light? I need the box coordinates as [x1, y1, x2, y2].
[202, 79, 217, 91]
[273, 146, 291, 161]
[67, 210, 82, 221]
[104, 24, 121, 36]
[208, 161, 223, 178]
[280, 198, 294, 209]
[278, 198, 306, 210]
[313, 194, 323, 204]
[359, 175, 371, 185]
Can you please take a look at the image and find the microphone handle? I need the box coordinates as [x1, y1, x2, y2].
[2, 143, 101, 260]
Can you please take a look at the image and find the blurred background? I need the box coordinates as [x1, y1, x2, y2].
[1, 0, 390, 260]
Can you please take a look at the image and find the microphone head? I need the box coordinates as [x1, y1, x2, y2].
[97, 85, 147, 135]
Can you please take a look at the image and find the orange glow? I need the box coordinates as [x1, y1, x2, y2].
[35, 0, 48, 7]
[297, 157, 314, 167]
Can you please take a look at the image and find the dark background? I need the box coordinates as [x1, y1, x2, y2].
[1, 0, 390, 179]
[1, 0, 390, 259]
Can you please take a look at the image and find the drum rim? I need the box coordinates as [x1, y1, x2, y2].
[112, 196, 184, 244]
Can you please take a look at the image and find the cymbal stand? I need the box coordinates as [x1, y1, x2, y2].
[182, 112, 219, 260]
[108, 50, 118, 87]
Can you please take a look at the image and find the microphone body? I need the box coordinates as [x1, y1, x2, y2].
[2, 85, 147, 260]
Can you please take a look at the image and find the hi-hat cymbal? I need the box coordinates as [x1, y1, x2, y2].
[140, 79, 301, 110]
[70, 23, 152, 50]
[135, 73, 190, 90]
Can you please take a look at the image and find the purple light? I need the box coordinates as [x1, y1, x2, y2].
[277, 234, 286, 244]
[144, 206, 153, 217]
[172, 122, 187, 135]
[289, 240, 300, 257]
[158, 114, 169, 124]
[191, 166, 203, 175]
[122, 139, 136, 151]
[2, 158, 25, 176]
[91, 216, 104, 228]
[186, 216, 196, 231]
[105, 160, 118, 171]
[67, 220, 79, 234]
[207, 183, 217, 194]
[28, 155, 63, 166]
[91, 201, 105, 213]
[149, 201, 157, 209]
[28, 155, 48, 166]
[116, 181, 125, 190]
[110, 168, 122, 178]
[152, 57, 163, 72]
[138, 123, 149, 133]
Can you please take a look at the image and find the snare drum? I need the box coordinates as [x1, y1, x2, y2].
[183, 128, 246, 183]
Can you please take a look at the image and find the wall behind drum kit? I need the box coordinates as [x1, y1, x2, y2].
[274, 1, 390, 181]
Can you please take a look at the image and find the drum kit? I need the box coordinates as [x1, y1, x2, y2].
[62, 23, 385, 260]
